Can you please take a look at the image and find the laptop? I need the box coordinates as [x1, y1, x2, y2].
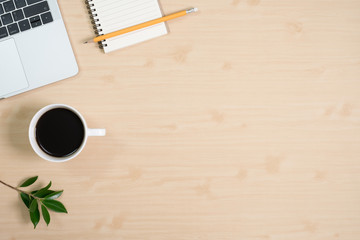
[0, 0, 78, 99]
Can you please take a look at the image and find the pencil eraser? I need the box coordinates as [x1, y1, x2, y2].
[194, 7, 199, 12]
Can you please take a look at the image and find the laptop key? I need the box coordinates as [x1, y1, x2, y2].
[1, 13, 12, 25]
[23, 1, 48, 18]
[18, 18, 30, 31]
[26, 0, 42, 5]
[12, 9, 24, 21]
[29, 15, 41, 27]
[0, 4, 4, 15]
[14, 0, 26, 8]
[40, 11, 52, 24]
[0, 26, 8, 38]
[7, 22, 19, 35]
[3, 0, 15, 12]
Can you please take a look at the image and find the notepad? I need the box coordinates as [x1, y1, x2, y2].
[87, 0, 168, 53]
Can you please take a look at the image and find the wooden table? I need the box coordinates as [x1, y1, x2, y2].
[1, 0, 360, 239]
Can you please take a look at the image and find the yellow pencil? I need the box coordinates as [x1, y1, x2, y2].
[84, 8, 198, 44]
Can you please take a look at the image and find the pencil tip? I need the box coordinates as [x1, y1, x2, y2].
[83, 41, 88, 44]
[186, 7, 199, 14]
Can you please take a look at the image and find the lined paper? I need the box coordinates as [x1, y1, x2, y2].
[90, 0, 168, 53]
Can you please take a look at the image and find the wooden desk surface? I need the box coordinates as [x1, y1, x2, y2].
[1, 0, 360, 239]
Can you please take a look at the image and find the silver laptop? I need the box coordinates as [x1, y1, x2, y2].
[0, 0, 78, 99]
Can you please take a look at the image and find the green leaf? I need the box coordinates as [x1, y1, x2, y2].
[20, 193, 31, 208]
[42, 199, 68, 213]
[30, 206, 40, 229]
[33, 190, 55, 198]
[20, 176, 38, 187]
[34, 181, 52, 197]
[45, 190, 63, 200]
[29, 199, 38, 213]
[41, 205, 50, 226]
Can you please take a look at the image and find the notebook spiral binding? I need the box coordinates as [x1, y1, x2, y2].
[85, 0, 108, 49]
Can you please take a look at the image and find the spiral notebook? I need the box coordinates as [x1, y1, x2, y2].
[87, 0, 168, 53]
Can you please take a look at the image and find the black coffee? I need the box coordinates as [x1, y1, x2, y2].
[35, 108, 85, 157]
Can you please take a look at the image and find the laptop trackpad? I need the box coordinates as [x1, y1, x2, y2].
[0, 39, 29, 97]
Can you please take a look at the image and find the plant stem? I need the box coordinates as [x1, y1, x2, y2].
[0, 180, 24, 193]
[0, 180, 40, 200]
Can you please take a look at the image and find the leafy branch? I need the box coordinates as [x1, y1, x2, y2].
[0, 176, 67, 228]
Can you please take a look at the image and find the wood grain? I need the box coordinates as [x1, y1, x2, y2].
[1, 0, 360, 239]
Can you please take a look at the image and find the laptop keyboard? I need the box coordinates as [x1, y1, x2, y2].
[0, 0, 53, 39]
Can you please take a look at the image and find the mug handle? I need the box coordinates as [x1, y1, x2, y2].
[88, 128, 106, 136]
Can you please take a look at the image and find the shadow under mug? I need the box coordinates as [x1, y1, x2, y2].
[29, 104, 106, 162]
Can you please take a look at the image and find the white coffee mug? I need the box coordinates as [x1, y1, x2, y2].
[29, 104, 106, 162]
